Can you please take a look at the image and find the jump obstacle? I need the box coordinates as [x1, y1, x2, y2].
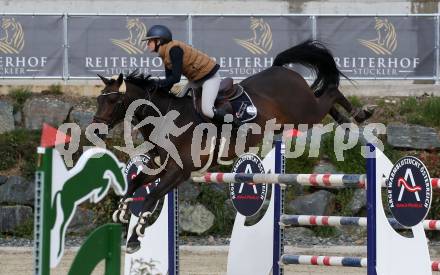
[211, 141, 440, 275]
[136, 140, 440, 275]
[33, 125, 176, 275]
[34, 133, 440, 275]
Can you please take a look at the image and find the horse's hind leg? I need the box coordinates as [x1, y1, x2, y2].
[315, 87, 351, 124]
[332, 88, 375, 123]
[126, 168, 186, 254]
[329, 107, 351, 124]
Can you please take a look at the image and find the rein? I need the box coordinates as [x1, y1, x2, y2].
[94, 79, 174, 131]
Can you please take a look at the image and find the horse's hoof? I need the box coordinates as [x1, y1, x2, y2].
[126, 240, 141, 254]
[353, 105, 377, 123]
[364, 104, 377, 114]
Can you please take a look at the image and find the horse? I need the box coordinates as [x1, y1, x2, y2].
[92, 40, 374, 253]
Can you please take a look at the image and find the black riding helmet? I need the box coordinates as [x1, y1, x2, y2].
[142, 25, 172, 45]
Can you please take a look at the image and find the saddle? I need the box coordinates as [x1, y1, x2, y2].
[192, 77, 257, 124]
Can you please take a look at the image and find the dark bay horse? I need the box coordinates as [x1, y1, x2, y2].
[92, 40, 373, 253]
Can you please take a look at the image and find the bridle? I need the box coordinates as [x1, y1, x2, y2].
[93, 91, 127, 128]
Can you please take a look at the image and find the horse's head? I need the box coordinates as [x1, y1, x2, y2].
[93, 73, 127, 138]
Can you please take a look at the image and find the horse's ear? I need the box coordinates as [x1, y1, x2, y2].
[116, 73, 123, 87]
[97, 74, 111, 86]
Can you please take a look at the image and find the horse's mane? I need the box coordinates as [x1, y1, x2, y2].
[124, 70, 153, 88]
[126, 69, 196, 114]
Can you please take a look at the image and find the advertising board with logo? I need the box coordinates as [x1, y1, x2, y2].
[230, 153, 268, 217]
[192, 16, 313, 78]
[0, 15, 64, 77]
[2, 14, 439, 80]
[387, 156, 432, 227]
[68, 15, 188, 77]
[316, 16, 436, 78]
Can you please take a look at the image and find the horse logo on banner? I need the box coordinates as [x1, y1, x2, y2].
[0, 17, 24, 54]
[235, 17, 273, 55]
[49, 147, 127, 267]
[358, 17, 397, 55]
[111, 18, 149, 54]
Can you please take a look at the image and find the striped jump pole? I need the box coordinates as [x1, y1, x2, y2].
[193, 173, 440, 189]
[280, 214, 440, 231]
[280, 255, 440, 271]
[193, 173, 366, 187]
[280, 254, 367, 268]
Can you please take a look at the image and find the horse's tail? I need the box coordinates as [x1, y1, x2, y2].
[272, 39, 349, 96]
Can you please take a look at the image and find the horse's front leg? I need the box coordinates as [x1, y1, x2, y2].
[113, 159, 165, 223]
[126, 166, 187, 254]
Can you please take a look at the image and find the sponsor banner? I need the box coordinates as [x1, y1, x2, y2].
[192, 16, 313, 78]
[387, 156, 432, 227]
[317, 16, 436, 78]
[0, 15, 64, 77]
[68, 15, 188, 77]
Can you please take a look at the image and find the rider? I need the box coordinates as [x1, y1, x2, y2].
[142, 25, 240, 127]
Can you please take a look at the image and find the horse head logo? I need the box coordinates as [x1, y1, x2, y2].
[49, 148, 127, 267]
[0, 17, 24, 54]
[358, 18, 397, 55]
[235, 17, 273, 55]
[111, 18, 148, 54]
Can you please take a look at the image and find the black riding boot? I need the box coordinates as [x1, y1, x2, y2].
[212, 107, 242, 128]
